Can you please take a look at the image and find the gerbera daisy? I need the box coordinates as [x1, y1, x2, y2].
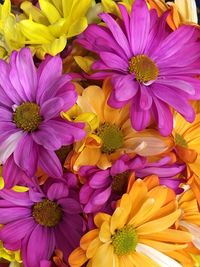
[79, 154, 185, 214]
[0, 174, 84, 267]
[0, 47, 85, 187]
[69, 177, 192, 267]
[63, 79, 173, 171]
[78, 0, 200, 136]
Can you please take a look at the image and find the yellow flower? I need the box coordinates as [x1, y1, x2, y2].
[19, 0, 93, 59]
[63, 79, 173, 171]
[147, 0, 198, 30]
[0, 0, 25, 59]
[172, 111, 200, 205]
[69, 177, 192, 267]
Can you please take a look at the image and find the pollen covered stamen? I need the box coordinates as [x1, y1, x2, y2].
[32, 199, 62, 227]
[13, 102, 42, 132]
[112, 171, 130, 195]
[129, 54, 159, 83]
[96, 123, 123, 154]
[112, 225, 138, 255]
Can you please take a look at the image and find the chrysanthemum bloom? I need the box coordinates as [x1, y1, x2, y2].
[148, 0, 198, 29]
[69, 177, 192, 267]
[0, 174, 84, 267]
[78, 0, 200, 136]
[79, 154, 185, 214]
[63, 79, 173, 171]
[0, 47, 85, 187]
[18, 0, 93, 59]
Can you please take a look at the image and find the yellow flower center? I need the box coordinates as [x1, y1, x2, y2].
[112, 225, 138, 255]
[112, 171, 130, 195]
[13, 102, 42, 132]
[129, 55, 159, 83]
[96, 123, 123, 154]
[32, 199, 62, 227]
[175, 133, 188, 148]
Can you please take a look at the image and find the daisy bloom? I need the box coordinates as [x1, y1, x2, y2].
[0, 47, 85, 187]
[148, 0, 198, 29]
[63, 79, 173, 171]
[0, 174, 84, 267]
[19, 0, 93, 59]
[69, 177, 192, 267]
[78, 0, 200, 136]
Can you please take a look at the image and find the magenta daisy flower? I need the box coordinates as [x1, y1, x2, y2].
[0, 48, 85, 186]
[78, 0, 200, 135]
[79, 155, 185, 214]
[0, 173, 84, 267]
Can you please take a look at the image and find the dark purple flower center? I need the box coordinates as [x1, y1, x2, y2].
[13, 102, 42, 132]
[112, 171, 130, 195]
[32, 199, 62, 227]
[129, 55, 159, 83]
[96, 123, 123, 154]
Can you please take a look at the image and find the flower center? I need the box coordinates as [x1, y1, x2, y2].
[32, 199, 62, 227]
[175, 133, 188, 148]
[13, 102, 42, 132]
[112, 171, 130, 196]
[129, 54, 159, 83]
[112, 225, 138, 255]
[96, 123, 123, 154]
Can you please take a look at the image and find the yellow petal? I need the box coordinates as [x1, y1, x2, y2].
[137, 210, 181, 235]
[139, 239, 188, 252]
[74, 56, 95, 74]
[94, 213, 111, 228]
[99, 220, 111, 243]
[39, 0, 61, 24]
[92, 243, 114, 267]
[20, 1, 48, 24]
[80, 229, 99, 250]
[175, 0, 198, 23]
[68, 247, 88, 267]
[66, 17, 88, 38]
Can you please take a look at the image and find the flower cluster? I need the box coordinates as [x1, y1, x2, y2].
[0, 0, 200, 266]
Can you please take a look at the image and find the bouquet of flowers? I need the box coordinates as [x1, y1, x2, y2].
[0, 0, 200, 266]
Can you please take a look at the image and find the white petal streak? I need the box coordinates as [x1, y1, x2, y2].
[0, 131, 24, 163]
[136, 243, 182, 267]
[180, 220, 200, 249]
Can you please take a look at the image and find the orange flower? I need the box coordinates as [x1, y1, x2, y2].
[69, 177, 191, 267]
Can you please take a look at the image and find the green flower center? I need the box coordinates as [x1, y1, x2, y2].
[175, 133, 188, 148]
[112, 225, 138, 255]
[32, 199, 62, 227]
[13, 102, 42, 132]
[96, 123, 124, 154]
[129, 54, 159, 83]
[112, 171, 130, 196]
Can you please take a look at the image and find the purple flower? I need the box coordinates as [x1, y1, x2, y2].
[0, 48, 85, 187]
[136, 155, 185, 194]
[79, 154, 185, 214]
[79, 155, 146, 214]
[0, 173, 84, 267]
[78, 0, 200, 136]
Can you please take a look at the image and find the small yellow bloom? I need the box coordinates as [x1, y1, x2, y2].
[148, 0, 198, 30]
[63, 79, 173, 171]
[0, 241, 22, 265]
[19, 0, 93, 59]
[69, 177, 191, 267]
